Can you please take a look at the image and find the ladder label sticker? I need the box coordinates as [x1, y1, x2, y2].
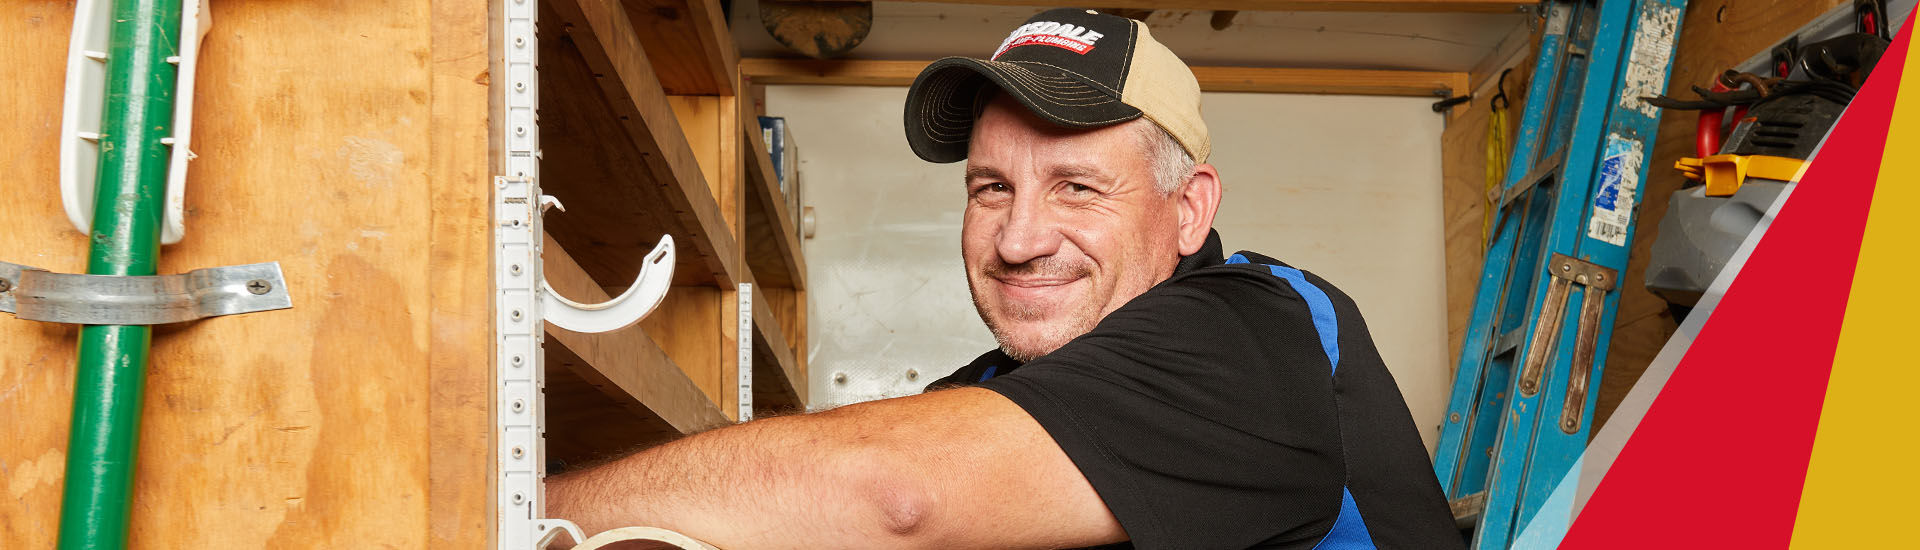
[1589, 134, 1643, 246]
[1619, 4, 1682, 119]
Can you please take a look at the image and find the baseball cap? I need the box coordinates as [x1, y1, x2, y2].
[903, 8, 1211, 164]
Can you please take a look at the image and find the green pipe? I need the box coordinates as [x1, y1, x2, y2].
[58, 1, 182, 548]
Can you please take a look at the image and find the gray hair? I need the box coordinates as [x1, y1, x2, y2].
[1132, 118, 1196, 195]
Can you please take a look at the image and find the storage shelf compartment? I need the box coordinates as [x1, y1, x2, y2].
[541, 0, 740, 288]
[742, 116, 807, 290]
[542, 233, 730, 469]
[749, 284, 806, 412]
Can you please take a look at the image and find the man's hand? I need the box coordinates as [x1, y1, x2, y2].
[547, 387, 1125, 549]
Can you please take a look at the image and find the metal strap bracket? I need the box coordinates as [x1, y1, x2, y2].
[1513, 253, 1617, 434]
[0, 260, 291, 325]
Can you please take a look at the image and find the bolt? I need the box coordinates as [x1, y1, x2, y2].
[246, 279, 272, 295]
[1561, 263, 1572, 272]
[512, 493, 525, 504]
[833, 372, 848, 385]
[1595, 274, 1605, 282]
[0, 277, 11, 293]
[1449, 413, 1462, 423]
[515, 81, 526, 92]
[512, 446, 525, 458]
[512, 355, 525, 367]
[906, 369, 919, 381]
[514, 36, 526, 48]
[511, 309, 523, 321]
[512, 399, 525, 412]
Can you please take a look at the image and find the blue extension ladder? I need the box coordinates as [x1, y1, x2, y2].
[1432, 0, 1688, 548]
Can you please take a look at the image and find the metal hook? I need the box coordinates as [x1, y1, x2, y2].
[541, 235, 676, 333]
[1491, 68, 1512, 111]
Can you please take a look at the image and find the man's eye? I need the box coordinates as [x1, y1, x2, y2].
[973, 182, 1010, 195]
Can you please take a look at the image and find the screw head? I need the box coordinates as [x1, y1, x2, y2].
[512, 355, 525, 367]
[0, 277, 11, 293]
[833, 372, 848, 385]
[512, 446, 525, 458]
[245, 279, 272, 295]
[1449, 412, 1462, 423]
[906, 369, 919, 381]
[511, 309, 523, 321]
[510, 264, 523, 275]
[512, 493, 525, 504]
[511, 399, 525, 412]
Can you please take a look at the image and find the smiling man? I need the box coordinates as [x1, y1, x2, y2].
[549, 8, 1458, 550]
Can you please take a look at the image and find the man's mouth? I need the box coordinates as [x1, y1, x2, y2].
[993, 275, 1084, 301]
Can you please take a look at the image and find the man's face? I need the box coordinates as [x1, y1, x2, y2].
[963, 95, 1186, 361]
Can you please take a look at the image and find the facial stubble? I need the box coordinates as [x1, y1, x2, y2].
[968, 256, 1104, 362]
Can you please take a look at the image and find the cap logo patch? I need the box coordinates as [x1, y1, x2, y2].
[990, 21, 1105, 59]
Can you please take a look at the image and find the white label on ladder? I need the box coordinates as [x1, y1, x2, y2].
[1588, 134, 1644, 247]
[1620, 4, 1683, 119]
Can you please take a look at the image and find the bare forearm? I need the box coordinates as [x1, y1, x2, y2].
[547, 407, 919, 549]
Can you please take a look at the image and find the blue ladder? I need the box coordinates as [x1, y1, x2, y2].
[1432, 1, 1688, 548]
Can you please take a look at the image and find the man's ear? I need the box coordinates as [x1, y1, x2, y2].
[1175, 164, 1222, 256]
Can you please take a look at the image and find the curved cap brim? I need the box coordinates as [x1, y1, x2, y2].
[903, 56, 1143, 163]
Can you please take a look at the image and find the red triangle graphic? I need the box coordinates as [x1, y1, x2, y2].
[1558, 18, 1911, 549]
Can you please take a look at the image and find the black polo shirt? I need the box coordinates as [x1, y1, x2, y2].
[926, 230, 1460, 550]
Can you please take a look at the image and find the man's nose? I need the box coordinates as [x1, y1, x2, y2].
[996, 195, 1064, 265]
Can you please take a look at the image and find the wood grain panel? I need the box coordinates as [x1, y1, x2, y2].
[626, 0, 738, 95]
[0, 4, 89, 546]
[427, 0, 494, 545]
[1, 1, 490, 546]
[1594, 0, 1851, 433]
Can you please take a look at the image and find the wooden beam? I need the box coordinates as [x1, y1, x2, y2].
[626, 0, 739, 95]
[546, 0, 741, 287]
[741, 58, 1466, 97]
[784, 0, 1534, 14]
[544, 234, 732, 435]
[742, 111, 810, 289]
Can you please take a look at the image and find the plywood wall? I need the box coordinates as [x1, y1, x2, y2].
[0, 2, 492, 547]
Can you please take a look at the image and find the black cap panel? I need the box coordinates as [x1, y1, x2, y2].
[902, 8, 1149, 163]
[903, 58, 1142, 163]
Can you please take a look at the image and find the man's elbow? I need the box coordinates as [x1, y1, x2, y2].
[839, 454, 939, 546]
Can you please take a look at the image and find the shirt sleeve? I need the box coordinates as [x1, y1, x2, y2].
[978, 268, 1348, 549]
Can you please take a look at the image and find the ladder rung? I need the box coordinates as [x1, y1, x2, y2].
[1494, 327, 1526, 356]
[1450, 491, 1488, 530]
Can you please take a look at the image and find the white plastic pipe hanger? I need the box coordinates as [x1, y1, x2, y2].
[61, 0, 212, 245]
[537, 196, 676, 335]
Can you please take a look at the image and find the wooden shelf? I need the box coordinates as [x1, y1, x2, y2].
[742, 115, 809, 290]
[543, 0, 741, 288]
[740, 58, 1469, 98]
[624, 0, 737, 95]
[749, 284, 806, 412]
[543, 233, 731, 445]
